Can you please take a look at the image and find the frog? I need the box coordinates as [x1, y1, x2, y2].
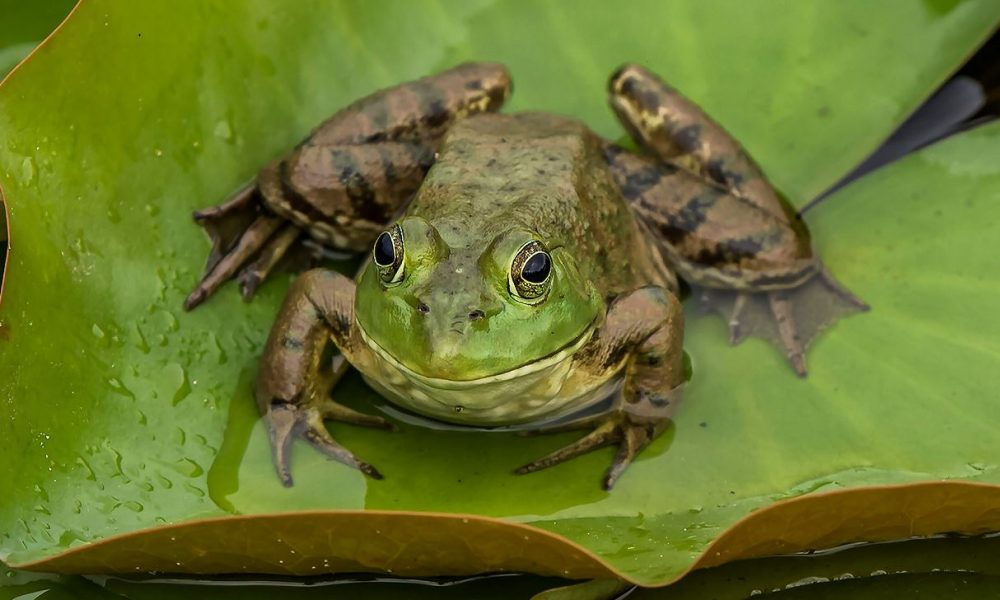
[183, 62, 867, 489]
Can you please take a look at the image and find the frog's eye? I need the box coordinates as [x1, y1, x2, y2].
[509, 241, 552, 303]
[373, 224, 405, 285]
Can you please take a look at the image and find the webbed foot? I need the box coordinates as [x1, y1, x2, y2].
[515, 411, 667, 490]
[700, 268, 869, 376]
[266, 398, 396, 487]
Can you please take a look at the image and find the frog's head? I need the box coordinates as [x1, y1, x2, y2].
[354, 216, 602, 382]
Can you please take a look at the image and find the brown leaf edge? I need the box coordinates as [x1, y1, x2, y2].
[12, 481, 1000, 587]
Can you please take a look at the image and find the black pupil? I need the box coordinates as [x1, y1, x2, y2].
[374, 232, 395, 266]
[522, 252, 551, 283]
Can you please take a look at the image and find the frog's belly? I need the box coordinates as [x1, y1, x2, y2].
[357, 327, 611, 425]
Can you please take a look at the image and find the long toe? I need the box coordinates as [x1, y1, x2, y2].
[515, 421, 618, 475]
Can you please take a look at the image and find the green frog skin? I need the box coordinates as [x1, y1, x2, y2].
[184, 63, 867, 489]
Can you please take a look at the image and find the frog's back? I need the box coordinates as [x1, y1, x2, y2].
[407, 112, 673, 296]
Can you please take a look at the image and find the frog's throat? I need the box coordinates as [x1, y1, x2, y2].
[356, 319, 597, 389]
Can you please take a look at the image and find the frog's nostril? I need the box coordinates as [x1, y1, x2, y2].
[418, 302, 430, 314]
[468, 309, 485, 321]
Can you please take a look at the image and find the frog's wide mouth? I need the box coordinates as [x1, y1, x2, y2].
[356, 319, 597, 391]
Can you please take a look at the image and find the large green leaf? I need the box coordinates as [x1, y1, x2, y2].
[2, 0, 999, 588]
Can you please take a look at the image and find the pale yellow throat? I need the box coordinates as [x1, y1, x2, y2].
[356, 322, 608, 425]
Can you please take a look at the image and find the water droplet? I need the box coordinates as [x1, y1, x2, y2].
[76, 456, 97, 481]
[108, 378, 136, 401]
[133, 324, 150, 354]
[154, 148, 163, 157]
[213, 119, 234, 142]
[210, 333, 228, 365]
[20, 156, 35, 185]
[124, 501, 144, 512]
[172, 458, 204, 478]
[168, 364, 191, 406]
[106, 443, 130, 483]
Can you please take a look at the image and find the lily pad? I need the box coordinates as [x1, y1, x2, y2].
[1, 0, 999, 588]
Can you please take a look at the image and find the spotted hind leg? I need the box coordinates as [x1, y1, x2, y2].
[607, 64, 868, 375]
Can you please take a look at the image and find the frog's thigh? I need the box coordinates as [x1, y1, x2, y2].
[606, 147, 811, 288]
[608, 63, 789, 223]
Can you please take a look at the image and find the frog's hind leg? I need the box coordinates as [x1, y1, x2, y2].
[606, 64, 868, 376]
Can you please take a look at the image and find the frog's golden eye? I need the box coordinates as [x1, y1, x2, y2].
[373, 224, 405, 285]
[509, 241, 552, 303]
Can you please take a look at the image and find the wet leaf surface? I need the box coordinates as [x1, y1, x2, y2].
[1, 0, 999, 587]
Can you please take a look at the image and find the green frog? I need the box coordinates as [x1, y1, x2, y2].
[184, 63, 867, 489]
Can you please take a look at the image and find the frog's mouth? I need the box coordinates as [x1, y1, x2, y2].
[356, 319, 597, 390]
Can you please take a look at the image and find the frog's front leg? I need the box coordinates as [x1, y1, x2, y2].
[607, 64, 867, 376]
[184, 62, 512, 309]
[257, 268, 393, 486]
[517, 286, 684, 490]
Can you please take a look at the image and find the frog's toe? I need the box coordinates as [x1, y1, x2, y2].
[768, 291, 808, 377]
[819, 268, 871, 311]
[302, 420, 384, 480]
[263, 402, 384, 486]
[603, 423, 656, 490]
[318, 399, 399, 432]
[693, 269, 868, 376]
[237, 223, 302, 300]
[265, 403, 299, 487]
[185, 214, 284, 310]
[515, 420, 618, 475]
[516, 418, 658, 489]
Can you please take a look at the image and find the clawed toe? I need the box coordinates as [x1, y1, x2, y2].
[515, 421, 618, 475]
[768, 291, 807, 377]
[515, 417, 658, 489]
[264, 402, 388, 486]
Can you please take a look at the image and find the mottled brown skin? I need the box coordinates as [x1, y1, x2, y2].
[185, 62, 866, 489]
[607, 65, 867, 370]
